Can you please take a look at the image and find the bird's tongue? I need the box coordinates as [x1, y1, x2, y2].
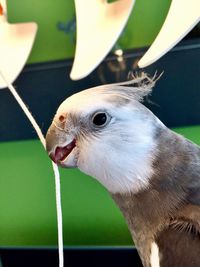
[50, 139, 76, 164]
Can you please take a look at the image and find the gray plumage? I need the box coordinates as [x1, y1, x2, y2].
[46, 73, 200, 267]
[113, 127, 200, 267]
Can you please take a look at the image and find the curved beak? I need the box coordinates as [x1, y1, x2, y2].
[46, 123, 76, 164]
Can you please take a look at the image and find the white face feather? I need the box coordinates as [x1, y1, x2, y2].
[46, 75, 164, 194]
[77, 105, 156, 194]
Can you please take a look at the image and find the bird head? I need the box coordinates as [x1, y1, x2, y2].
[46, 73, 163, 194]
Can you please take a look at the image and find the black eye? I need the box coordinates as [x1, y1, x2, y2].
[92, 112, 108, 127]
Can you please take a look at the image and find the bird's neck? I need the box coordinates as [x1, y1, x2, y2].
[112, 128, 200, 267]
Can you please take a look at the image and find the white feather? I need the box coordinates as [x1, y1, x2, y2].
[75, 101, 158, 194]
[150, 242, 161, 267]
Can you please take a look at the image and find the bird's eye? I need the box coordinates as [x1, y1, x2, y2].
[92, 112, 109, 127]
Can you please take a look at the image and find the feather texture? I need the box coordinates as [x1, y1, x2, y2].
[46, 75, 200, 267]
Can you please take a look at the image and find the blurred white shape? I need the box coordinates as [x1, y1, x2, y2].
[0, 0, 37, 89]
[70, 0, 135, 80]
[138, 0, 200, 68]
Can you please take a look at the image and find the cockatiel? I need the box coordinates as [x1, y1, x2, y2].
[46, 73, 200, 267]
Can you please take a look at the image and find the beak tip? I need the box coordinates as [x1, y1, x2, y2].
[48, 151, 57, 164]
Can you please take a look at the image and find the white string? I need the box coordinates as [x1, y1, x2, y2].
[0, 71, 64, 267]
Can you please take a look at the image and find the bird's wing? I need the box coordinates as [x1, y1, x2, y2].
[155, 204, 200, 267]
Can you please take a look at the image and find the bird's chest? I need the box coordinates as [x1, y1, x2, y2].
[112, 191, 200, 267]
[112, 192, 170, 267]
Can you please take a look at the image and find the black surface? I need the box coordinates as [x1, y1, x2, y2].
[0, 38, 200, 141]
[0, 247, 143, 267]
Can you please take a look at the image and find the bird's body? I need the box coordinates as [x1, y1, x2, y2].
[46, 74, 200, 267]
[113, 128, 200, 267]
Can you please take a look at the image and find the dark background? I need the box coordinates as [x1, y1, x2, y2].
[0, 38, 200, 142]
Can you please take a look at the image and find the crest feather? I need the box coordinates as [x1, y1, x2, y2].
[101, 72, 161, 102]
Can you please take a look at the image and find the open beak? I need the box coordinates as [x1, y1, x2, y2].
[46, 124, 76, 164]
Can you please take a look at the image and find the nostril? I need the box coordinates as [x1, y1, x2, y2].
[59, 115, 65, 123]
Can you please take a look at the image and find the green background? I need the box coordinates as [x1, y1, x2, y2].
[0, 126, 199, 247]
[7, 0, 171, 64]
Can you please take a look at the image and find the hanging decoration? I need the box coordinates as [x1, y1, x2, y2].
[70, 0, 135, 80]
[0, 1, 64, 267]
[0, 0, 37, 88]
[138, 0, 200, 68]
